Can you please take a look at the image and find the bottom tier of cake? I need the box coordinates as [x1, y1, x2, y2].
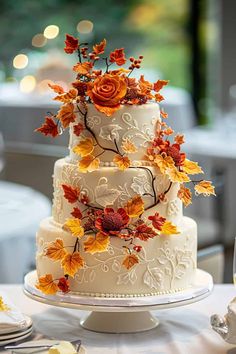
[36, 216, 197, 297]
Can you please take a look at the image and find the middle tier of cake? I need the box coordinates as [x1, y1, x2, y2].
[52, 158, 183, 225]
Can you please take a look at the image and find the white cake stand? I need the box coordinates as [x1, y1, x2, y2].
[24, 269, 213, 333]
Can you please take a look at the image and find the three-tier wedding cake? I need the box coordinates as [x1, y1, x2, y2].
[35, 35, 215, 297]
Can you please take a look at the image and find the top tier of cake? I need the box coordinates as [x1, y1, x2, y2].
[69, 103, 160, 163]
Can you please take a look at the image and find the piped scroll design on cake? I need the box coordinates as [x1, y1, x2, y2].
[121, 112, 156, 148]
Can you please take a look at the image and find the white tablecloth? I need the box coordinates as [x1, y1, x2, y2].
[0, 181, 51, 283]
[0, 284, 235, 353]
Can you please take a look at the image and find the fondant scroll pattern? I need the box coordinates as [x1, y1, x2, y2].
[167, 199, 180, 216]
[121, 112, 157, 148]
[52, 178, 64, 223]
[70, 240, 194, 290]
[87, 115, 101, 129]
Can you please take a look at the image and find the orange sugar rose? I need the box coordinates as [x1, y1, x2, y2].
[87, 74, 127, 116]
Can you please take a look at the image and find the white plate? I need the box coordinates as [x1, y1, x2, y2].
[7, 340, 86, 353]
[0, 328, 33, 346]
[0, 315, 32, 335]
[0, 325, 32, 341]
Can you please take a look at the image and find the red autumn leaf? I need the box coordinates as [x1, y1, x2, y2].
[109, 48, 126, 66]
[134, 223, 157, 241]
[64, 34, 79, 54]
[153, 80, 169, 92]
[57, 277, 70, 293]
[148, 213, 166, 231]
[35, 116, 59, 137]
[62, 184, 80, 203]
[71, 207, 83, 219]
[73, 123, 84, 137]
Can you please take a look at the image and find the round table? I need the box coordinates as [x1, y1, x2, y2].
[0, 181, 51, 283]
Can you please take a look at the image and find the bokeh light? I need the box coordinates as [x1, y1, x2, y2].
[44, 25, 59, 39]
[32, 33, 47, 47]
[20, 75, 36, 93]
[77, 20, 93, 33]
[13, 54, 28, 69]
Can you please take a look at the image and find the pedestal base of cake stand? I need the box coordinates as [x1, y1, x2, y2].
[80, 311, 159, 333]
[24, 269, 213, 333]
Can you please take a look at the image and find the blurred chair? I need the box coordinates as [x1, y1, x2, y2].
[198, 244, 225, 284]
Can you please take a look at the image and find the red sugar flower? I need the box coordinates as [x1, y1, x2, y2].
[95, 208, 129, 235]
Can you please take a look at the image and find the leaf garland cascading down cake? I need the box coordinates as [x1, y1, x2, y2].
[35, 35, 215, 297]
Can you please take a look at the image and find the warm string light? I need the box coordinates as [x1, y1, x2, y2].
[20, 75, 36, 93]
[44, 25, 59, 39]
[32, 33, 47, 47]
[77, 20, 93, 33]
[13, 54, 28, 69]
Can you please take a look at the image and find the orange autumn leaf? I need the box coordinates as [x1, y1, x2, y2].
[54, 88, 78, 103]
[121, 139, 137, 154]
[73, 137, 94, 157]
[125, 195, 144, 218]
[163, 127, 174, 136]
[109, 48, 126, 66]
[155, 93, 165, 102]
[35, 116, 59, 138]
[182, 159, 203, 175]
[48, 83, 65, 94]
[160, 109, 168, 119]
[174, 134, 185, 145]
[139, 75, 153, 95]
[73, 61, 93, 75]
[177, 185, 192, 207]
[64, 218, 84, 238]
[122, 254, 139, 270]
[78, 155, 100, 173]
[113, 155, 131, 170]
[84, 232, 110, 254]
[93, 39, 106, 55]
[161, 221, 180, 235]
[154, 154, 175, 174]
[153, 79, 169, 92]
[57, 103, 76, 128]
[62, 184, 80, 204]
[61, 252, 84, 277]
[36, 274, 58, 295]
[194, 180, 216, 196]
[45, 239, 67, 261]
[167, 167, 190, 183]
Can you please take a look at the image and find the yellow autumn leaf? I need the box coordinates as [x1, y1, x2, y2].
[54, 88, 78, 103]
[113, 154, 131, 170]
[61, 252, 84, 277]
[64, 218, 84, 238]
[122, 254, 139, 270]
[84, 232, 110, 254]
[73, 137, 94, 157]
[45, 238, 67, 261]
[78, 155, 100, 173]
[121, 139, 137, 154]
[167, 167, 190, 183]
[182, 159, 203, 175]
[73, 61, 92, 74]
[36, 274, 58, 295]
[177, 185, 192, 207]
[125, 195, 144, 218]
[194, 180, 216, 196]
[154, 154, 175, 174]
[161, 221, 180, 235]
[57, 102, 76, 129]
